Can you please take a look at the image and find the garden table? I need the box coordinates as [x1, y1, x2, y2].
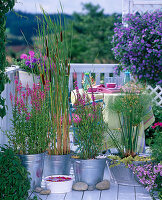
[71, 89, 155, 152]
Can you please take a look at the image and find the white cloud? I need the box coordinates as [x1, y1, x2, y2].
[14, 0, 122, 14]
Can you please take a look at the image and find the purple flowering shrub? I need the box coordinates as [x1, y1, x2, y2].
[18, 51, 40, 74]
[112, 10, 162, 86]
[129, 163, 162, 198]
[72, 81, 105, 159]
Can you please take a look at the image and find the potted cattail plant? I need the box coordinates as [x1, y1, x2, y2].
[36, 9, 73, 177]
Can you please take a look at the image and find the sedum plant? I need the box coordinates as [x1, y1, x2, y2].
[36, 9, 72, 155]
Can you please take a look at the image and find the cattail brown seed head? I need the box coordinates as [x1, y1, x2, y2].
[60, 31, 63, 42]
[49, 69, 52, 82]
[46, 47, 49, 58]
[68, 64, 70, 75]
[41, 74, 45, 85]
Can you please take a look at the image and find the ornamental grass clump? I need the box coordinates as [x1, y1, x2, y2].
[36, 9, 72, 155]
[7, 77, 50, 154]
[107, 82, 151, 158]
[112, 10, 162, 86]
[72, 81, 105, 159]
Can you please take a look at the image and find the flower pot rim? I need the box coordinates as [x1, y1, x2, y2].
[17, 152, 46, 156]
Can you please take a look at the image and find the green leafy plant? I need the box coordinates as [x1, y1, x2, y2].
[107, 154, 151, 168]
[0, 0, 15, 118]
[72, 81, 105, 159]
[0, 145, 30, 200]
[145, 104, 162, 145]
[36, 9, 72, 155]
[150, 123, 162, 164]
[6, 78, 50, 154]
[107, 82, 152, 158]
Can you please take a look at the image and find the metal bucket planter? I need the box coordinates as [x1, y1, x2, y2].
[43, 154, 71, 177]
[18, 153, 45, 189]
[73, 158, 106, 186]
[106, 159, 141, 186]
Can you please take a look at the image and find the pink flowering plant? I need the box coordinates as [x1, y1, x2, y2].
[72, 81, 105, 159]
[129, 163, 162, 199]
[7, 77, 50, 154]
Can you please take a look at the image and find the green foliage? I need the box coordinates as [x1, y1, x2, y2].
[70, 3, 121, 63]
[107, 155, 151, 168]
[107, 82, 152, 158]
[151, 131, 162, 163]
[0, 145, 30, 199]
[0, 0, 15, 118]
[145, 104, 162, 145]
[72, 85, 105, 159]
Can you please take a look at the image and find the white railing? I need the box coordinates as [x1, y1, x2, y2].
[122, 0, 162, 17]
[0, 66, 19, 145]
[69, 63, 123, 90]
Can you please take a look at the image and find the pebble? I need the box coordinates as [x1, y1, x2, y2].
[34, 187, 43, 193]
[72, 182, 88, 191]
[88, 185, 95, 191]
[96, 180, 110, 190]
[40, 189, 51, 195]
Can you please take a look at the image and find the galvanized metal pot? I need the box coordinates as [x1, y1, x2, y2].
[73, 158, 106, 186]
[18, 153, 45, 189]
[106, 159, 140, 186]
[43, 154, 71, 177]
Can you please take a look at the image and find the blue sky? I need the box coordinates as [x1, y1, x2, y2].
[14, 0, 122, 14]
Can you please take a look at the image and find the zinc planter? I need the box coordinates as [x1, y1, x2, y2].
[73, 158, 106, 186]
[45, 175, 73, 193]
[18, 153, 45, 189]
[106, 159, 140, 186]
[43, 154, 71, 177]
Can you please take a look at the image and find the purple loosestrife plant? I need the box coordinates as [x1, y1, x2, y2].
[112, 10, 162, 86]
[72, 81, 105, 159]
[6, 77, 50, 154]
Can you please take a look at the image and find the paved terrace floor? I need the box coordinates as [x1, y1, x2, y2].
[32, 166, 153, 200]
